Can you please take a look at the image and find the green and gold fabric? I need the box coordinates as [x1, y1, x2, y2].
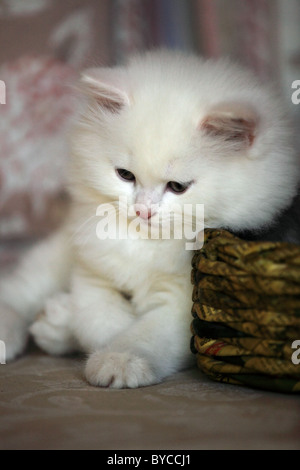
[191, 229, 300, 393]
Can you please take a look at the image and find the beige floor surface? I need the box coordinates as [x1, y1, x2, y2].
[0, 345, 299, 450]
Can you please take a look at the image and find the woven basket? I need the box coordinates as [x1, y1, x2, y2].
[190, 229, 300, 393]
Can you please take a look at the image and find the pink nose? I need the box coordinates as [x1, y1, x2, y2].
[136, 209, 152, 220]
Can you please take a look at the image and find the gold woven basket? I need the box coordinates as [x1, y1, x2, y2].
[190, 229, 300, 393]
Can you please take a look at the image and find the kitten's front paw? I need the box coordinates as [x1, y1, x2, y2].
[85, 351, 158, 389]
[0, 304, 28, 361]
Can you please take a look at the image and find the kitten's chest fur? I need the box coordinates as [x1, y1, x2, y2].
[72, 207, 193, 299]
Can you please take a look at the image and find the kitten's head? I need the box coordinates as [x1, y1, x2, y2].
[71, 50, 299, 234]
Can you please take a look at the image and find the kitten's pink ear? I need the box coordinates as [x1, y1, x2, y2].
[200, 103, 258, 149]
[80, 67, 130, 113]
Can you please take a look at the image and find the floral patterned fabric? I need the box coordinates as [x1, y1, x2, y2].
[0, 0, 110, 245]
[0, 56, 75, 240]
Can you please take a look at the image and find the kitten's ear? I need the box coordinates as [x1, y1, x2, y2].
[200, 102, 258, 150]
[80, 67, 130, 113]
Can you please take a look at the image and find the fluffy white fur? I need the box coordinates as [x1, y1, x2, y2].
[0, 50, 299, 388]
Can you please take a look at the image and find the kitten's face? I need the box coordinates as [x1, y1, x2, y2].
[104, 97, 204, 229]
[73, 92, 214, 232]
[72, 51, 299, 234]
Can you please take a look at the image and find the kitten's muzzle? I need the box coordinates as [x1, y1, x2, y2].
[135, 209, 154, 220]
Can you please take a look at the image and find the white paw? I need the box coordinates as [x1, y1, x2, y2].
[0, 303, 28, 361]
[30, 293, 77, 356]
[85, 351, 158, 389]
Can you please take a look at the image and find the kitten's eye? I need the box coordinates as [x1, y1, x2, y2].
[167, 181, 191, 194]
[116, 168, 136, 182]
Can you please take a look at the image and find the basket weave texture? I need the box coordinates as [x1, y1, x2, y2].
[191, 229, 300, 393]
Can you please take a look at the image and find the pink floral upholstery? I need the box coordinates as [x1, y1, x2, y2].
[0, 56, 76, 240]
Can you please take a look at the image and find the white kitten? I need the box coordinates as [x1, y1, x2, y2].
[0, 50, 299, 388]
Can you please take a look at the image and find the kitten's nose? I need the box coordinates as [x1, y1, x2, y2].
[136, 209, 152, 220]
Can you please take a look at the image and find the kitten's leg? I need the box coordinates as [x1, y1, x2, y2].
[68, 267, 136, 353]
[85, 277, 195, 389]
[29, 293, 78, 356]
[30, 266, 136, 358]
[0, 229, 72, 360]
